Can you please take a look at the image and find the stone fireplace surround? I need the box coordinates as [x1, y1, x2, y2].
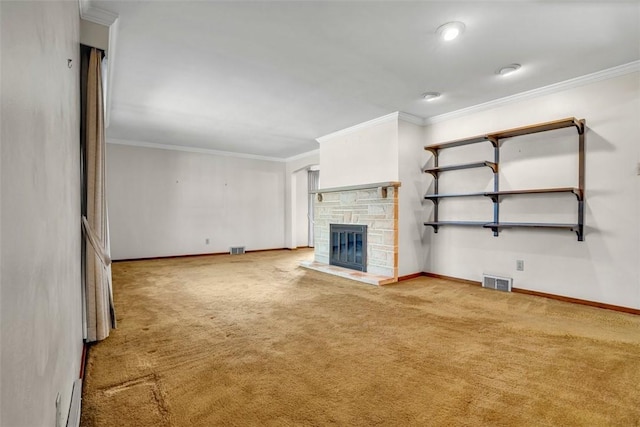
[301, 181, 400, 285]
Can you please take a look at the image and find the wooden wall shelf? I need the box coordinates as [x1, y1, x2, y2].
[423, 117, 584, 153]
[424, 161, 497, 177]
[484, 187, 583, 202]
[424, 135, 492, 154]
[487, 117, 584, 140]
[484, 222, 583, 241]
[425, 187, 583, 203]
[424, 192, 486, 201]
[424, 221, 487, 233]
[423, 117, 586, 241]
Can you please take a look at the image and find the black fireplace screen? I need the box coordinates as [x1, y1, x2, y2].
[329, 224, 367, 272]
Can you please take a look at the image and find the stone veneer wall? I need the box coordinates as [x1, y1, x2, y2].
[314, 186, 398, 278]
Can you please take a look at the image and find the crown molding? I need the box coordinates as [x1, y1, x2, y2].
[425, 61, 640, 125]
[79, 0, 118, 128]
[285, 149, 320, 163]
[107, 138, 288, 163]
[316, 112, 400, 143]
[398, 112, 426, 126]
[104, 19, 119, 128]
[79, 0, 118, 26]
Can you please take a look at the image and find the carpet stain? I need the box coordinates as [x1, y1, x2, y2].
[101, 374, 158, 397]
[89, 373, 172, 426]
[81, 249, 640, 426]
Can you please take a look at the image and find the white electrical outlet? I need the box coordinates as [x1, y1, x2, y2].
[516, 260, 524, 271]
[205, 238, 210, 245]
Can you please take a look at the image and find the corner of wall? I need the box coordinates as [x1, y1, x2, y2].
[284, 150, 319, 249]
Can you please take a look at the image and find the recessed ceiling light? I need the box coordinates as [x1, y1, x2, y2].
[422, 92, 441, 102]
[496, 63, 522, 76]
[436, 22, 465, 42]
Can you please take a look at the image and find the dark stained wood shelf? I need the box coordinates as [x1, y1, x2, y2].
[425, 221, 581, 240]
[487, 117, 584, 140]
[424, 192, 486, 201]
[422, 117, 586, 241]
[484, 187, 583, 202]
[424, 135, 490, 153]
[483, 222, 580, 229]
[425, 188, 583, 203]
[424, 161, 497, 177]
[483, 222, 583, 240]
[424, 221, 487, 232]
[424, 117, 585, 153]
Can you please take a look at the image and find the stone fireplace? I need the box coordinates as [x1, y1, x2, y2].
[301, 181, 400, 285]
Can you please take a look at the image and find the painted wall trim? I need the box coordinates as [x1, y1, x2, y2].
[316, 111, 400, 143]
[315, 111, 425, 144]
[398, 112, 426, 126]
[78, 0, 118, 26]
[423, 272, 640, 315]
[113, 247, 290, 262]
[107, 138, 287, 163]
[397, 272, 425, 282]
[104, 18, 118, 129]
[315, 62, 639, 143]
[285, 149, 320, 163]
[422, 272, 481, 287]
[512, 288, 640, 316]
[79, 0, 119, 128]
[425, 60, 640, 125]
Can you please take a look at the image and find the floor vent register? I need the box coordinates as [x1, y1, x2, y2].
[482, 274, 513, 292]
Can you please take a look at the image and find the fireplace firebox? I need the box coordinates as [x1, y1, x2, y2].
[329, 224, 367, 272]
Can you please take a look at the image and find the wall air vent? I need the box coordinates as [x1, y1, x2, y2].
[482, 274, 513, 292]
[230, 246, 245, 255]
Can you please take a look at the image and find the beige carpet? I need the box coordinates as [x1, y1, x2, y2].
[81, 249, 640, 426]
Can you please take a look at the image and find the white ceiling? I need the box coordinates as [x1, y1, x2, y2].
[92, 1, 640, 159]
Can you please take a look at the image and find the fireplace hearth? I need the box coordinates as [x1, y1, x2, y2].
[329, 224, 367, 272]
[301, 181, 399, 284]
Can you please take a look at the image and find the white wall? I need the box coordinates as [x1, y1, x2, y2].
[294, 169, 309, 247]
[318, 116, 398, 188]
[398, 120, 428, 276]
[424, 72, 640, 309]
[1, 2, 83, 426]
[317, 114, 427, 276]
[107, 143, 286, 259]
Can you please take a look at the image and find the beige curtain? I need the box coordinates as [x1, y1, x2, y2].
[81, 46, 115, 342]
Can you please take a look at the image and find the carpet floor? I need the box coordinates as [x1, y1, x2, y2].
[81, 249, 640, 426]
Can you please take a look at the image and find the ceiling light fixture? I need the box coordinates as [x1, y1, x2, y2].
[422, 92, 441, 102]
[436, 21, 465, 42]
[496, 63, 522, 76]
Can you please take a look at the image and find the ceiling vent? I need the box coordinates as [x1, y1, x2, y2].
[482, 274, 513, 292]
[230, 246, 245, 255]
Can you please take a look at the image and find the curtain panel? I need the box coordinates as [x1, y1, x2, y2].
[307, 170, 320, 247]
[80, 45, 115, 342]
